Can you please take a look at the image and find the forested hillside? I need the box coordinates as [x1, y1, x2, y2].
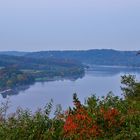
[25, 49, 140, 67]
[0, 55, 85, 90]
[0, 51, 28, 56]
[1, 49, 140, 67]
[0, 55, 83, 70]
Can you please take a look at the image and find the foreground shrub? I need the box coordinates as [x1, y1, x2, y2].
[63, 93, 127, 140]
[0, 102, 64, 140]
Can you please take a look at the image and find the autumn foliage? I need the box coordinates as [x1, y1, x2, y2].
[63, 94, 125, 140]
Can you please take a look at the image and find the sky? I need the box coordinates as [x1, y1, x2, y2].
[0, 0, 140, 51]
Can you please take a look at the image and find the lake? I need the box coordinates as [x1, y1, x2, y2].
[0, 66, 140, 114]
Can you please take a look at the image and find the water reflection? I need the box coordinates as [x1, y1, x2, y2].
[0, 85, 30, 98]
[87, 66, 140, 77]
[0, 66, 140, 114]
[0, 73, 85, 98]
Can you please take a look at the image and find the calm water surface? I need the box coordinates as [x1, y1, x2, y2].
[0, 66, 140, 113]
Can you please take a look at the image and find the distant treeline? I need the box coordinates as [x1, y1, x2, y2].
[0, 55, 83, 70]
[1, 49, 140, 67]
[24, 49, 140, 67]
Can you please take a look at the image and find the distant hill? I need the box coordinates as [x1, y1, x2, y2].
[0, 49, 140, 67]
[25, 49, 140, 67]
[0, 51, 29, 56]
[0, 55, 85, 81]
[0, 55, 83, 70]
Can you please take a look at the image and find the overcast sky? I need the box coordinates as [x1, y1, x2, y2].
[0, 0, 140, 51]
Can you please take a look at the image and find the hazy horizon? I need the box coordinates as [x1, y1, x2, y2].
[0, 48, 140, 53]
[0, 0, 140, 51]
